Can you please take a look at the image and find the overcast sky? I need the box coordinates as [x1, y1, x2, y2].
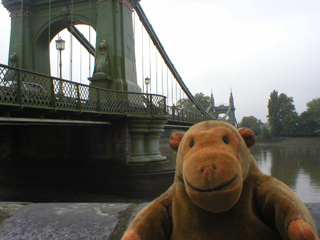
[1, 0, 320, 122]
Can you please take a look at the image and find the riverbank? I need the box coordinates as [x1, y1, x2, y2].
[256, 136, 320, 146]
[161, 133, 320, 147]
[0, 202, 319, 239]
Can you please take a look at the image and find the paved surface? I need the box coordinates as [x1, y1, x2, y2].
[0, 202, 319, 239]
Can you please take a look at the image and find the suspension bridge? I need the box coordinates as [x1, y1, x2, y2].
[0, 0, 237, 200]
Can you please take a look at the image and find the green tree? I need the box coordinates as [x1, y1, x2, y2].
[267, 90, 281, 135]
[240, 116, 262, 135]
[306, 98, 320, 122]
[297, 111, 314, 135]
[298, 98, 320, 134]
[262, 126, 272, 140]
[176, 98, 194, 111]
[177, 92, 210, 113]
[267, 90, 298, 135]
[278, 93, 299, 134]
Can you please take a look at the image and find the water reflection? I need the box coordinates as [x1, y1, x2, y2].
[160, 138, 320, 203]
[251, 140, 320, 203]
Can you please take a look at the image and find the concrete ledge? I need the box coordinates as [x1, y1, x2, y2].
[0, 202, 319, 239]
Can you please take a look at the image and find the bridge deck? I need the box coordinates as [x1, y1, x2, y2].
[0, 64, 212, 125]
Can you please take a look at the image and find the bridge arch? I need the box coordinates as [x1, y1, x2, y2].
[35, 16, 97, 43]
[35, 17, 96, 78]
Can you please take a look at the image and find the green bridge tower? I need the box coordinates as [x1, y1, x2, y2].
[206, 91, 237, 126]
[3, 0, 141, 92]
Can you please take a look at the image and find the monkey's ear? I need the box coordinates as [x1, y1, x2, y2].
[238, 128, 255, 148]
[169, 132, 185, 151]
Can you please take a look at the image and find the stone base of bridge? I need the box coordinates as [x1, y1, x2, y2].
[0, 116, 176, 201]
[128, 118, 167, 163]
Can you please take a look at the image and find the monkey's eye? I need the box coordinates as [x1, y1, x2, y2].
[190, 139, 195, 147]
[223, 136, 229, 144]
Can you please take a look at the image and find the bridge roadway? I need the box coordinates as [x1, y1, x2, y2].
[0, 202, 319, 239]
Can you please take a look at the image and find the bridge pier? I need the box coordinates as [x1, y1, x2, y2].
[128, 118, 167, 163]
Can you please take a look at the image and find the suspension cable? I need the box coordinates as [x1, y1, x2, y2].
[141, 23, 144, 92]
[179, 87, 182, 105]
[161, 59, 163, 95]
[48, 0, 51, 54]
[134, 3, 211, 118]
[171, 74, 173, 105]
[89, 0, 92, 77]
[57, 34, 59, 76]
[175, 76, 178, 104]
[70, 0, 74, 81]
[166, 68, 169, 104]
[149, 38, 151, 93]
[156, 51, 158, 94]
[20, 0, 24, 68]
[80, 44, 82, 83]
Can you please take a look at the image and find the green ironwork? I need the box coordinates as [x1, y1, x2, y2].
[206, 92, 237, 126]
[2, 0, 140, 92]
[1, 0, 218, 122]
[0, 64, 211, 124]
[0, 63, 214, 166]
[0, 64, 164, 118]
[0, 0, 234, 166]
[166, 105, 212, 124]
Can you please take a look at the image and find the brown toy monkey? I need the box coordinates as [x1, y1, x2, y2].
[122, 120, 319, 240]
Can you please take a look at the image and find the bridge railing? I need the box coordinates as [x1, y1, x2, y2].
[166, 105, 212, 124]
[0, 64, 167, 117]
[0, 64, 212, 124]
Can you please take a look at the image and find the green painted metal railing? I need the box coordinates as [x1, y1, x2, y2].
[0, 64, 210, 124]
[0, 64, 166, 117]
[166, 105, 213, 124]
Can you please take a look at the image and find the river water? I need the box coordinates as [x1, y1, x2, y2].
[251, 138, 320, 203]
[160, 137, 320, 203]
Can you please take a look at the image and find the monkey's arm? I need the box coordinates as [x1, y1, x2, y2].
[121, 186, 173, 240]
[256, 177, 318, 240]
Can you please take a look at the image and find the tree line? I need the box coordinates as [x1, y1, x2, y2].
[173, 90, 320, 137]
[267, 90, 319, 136]
[240, 90, 320, 137]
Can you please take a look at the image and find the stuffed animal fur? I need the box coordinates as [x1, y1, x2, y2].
[122, 120, 319, 240]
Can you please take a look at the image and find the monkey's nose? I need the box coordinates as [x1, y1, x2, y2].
[201, 165, 216, 173]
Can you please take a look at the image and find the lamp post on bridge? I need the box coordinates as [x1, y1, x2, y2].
[145, 77, 150, 94]
[55, 37, 65, 96]
[56, 37, 65, 78]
